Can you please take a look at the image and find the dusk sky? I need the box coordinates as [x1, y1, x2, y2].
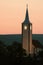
[0, 0, 43, 34]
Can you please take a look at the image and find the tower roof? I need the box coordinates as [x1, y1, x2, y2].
[24, 4, 30, 24]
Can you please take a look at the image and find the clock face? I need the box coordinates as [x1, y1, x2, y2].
[30, 25, 32, 30]
[24, 26, 27, 30]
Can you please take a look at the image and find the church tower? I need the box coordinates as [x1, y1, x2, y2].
[22, 5, 32, 55]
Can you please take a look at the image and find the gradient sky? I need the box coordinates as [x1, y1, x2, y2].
[0, 0, 43, 34]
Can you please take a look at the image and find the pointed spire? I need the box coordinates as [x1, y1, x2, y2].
[24, 4, 30, 23]
[26, 4, 28, 9]
[26, 4, 29, 19]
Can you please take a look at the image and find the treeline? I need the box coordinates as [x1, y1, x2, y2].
[0, 41, 43, 65]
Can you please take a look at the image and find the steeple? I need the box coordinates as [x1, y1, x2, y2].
[24, 4, 30, 23]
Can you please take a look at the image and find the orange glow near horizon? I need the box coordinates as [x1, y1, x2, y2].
[0, 0, 43, 34]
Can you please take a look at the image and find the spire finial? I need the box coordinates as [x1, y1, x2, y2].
[26, 4, 28, 9]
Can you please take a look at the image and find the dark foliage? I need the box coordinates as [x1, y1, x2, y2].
[0, 41, 43, 65]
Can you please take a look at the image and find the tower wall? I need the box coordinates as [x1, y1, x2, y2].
[29, 24, 33, 54]
[22, 23, 32, 55]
